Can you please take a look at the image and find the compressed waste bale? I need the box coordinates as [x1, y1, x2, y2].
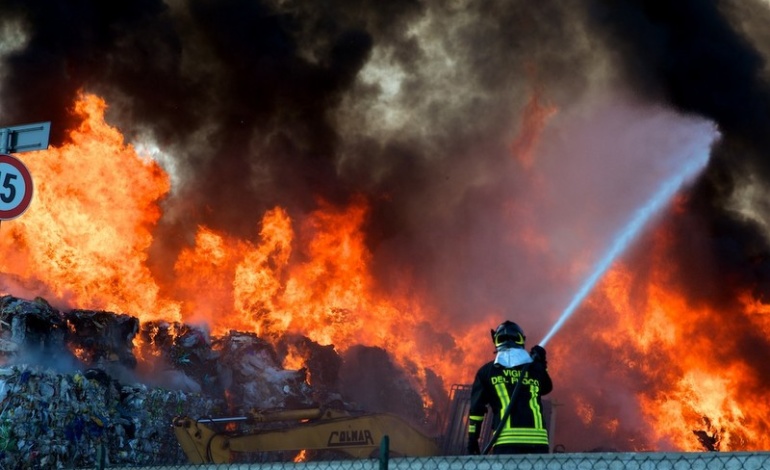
[276, 334, 344, 405]
[65, 309, 139, 369]
[0, 364, 224, 468]
[214, 331, 314, 411]
[339, 345, 426, 420]
[0, 296, 72, 366]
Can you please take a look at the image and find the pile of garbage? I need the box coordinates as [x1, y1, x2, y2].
[0, 365, 221, 467]
[0, 295, 437, 467]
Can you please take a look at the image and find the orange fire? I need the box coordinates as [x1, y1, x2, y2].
[560, 223, 770, 451]
[0, 93, 181, 323]
[282, 343, 306, 373]
[0, 92, 483, 407]
[293, 450, 308, 462]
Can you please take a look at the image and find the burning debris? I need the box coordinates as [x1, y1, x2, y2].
[0, 295, 434, 466]
[137, 323, 331, 409]
[67, 309, 139, 369]
[213, 331, 313, 410]
[693, 417, 723, 452]
[276, 334, 343, 399]
[339, 345, 427, 419]
[138, 321, 218, 395]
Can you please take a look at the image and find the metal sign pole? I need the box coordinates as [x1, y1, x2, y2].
[0, 127, 8, 231]
[0, 128, 8, 154]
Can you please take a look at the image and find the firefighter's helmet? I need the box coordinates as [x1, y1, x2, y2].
[491, 321, 526, 350]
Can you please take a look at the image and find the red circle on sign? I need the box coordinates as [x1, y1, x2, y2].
[0, 153, 33, 220]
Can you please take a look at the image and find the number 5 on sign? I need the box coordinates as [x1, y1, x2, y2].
[0, 154, 33, 220]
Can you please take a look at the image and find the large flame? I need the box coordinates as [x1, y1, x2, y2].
[0, 93, 482, 404]
[562, 222, 770, 451]
[0, 94, 180, 321]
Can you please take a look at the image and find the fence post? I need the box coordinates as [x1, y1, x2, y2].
[95, 438, 106, 469]
[379, 435, 390, 470]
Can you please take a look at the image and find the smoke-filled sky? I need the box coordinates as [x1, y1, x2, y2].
[2, 0, 770, 452]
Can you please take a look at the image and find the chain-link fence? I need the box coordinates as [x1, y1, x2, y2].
[92, 426, 770, 470]
[99, 451, 770, 470]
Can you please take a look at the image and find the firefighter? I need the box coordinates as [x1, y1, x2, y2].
[467, 320, 552, 455]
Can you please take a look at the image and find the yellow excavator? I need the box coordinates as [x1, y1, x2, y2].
[173, 407, 442, 464]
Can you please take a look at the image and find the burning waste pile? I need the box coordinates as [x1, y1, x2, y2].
[0, 295, 224, 467]
[0, 294, 433, 467]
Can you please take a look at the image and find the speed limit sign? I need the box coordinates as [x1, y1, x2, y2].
[0, 153, 33, 220]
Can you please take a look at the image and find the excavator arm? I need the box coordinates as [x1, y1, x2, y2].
[173, 408, 441, 463]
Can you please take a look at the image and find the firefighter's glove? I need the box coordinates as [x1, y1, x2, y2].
[467, 437, 480, 455]
[530, 345, 547, 363]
